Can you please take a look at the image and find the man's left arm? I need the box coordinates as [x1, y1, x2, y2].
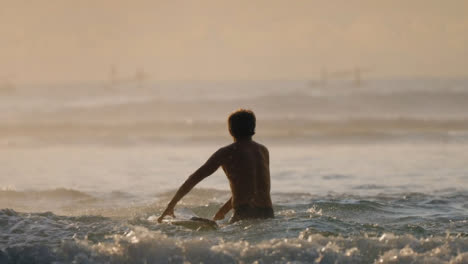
[158, 148, 226, 222]
[213, 197, 232, 220]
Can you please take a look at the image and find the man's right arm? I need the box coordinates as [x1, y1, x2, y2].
[158, 147, 228, 222]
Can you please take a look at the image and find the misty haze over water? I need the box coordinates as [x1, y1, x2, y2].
[1, 78, 468, 146]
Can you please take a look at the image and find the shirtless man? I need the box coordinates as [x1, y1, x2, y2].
[157, 109, 273, 223]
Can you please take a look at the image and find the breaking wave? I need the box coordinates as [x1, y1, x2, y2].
[1, 218, 467, 263]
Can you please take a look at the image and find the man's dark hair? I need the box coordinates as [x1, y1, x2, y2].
[228, 109, 256, 140]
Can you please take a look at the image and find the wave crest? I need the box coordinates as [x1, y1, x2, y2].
[0, 188, 93, 200]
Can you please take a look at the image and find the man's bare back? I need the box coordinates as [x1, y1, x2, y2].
[158, 109, 274, 223]
[215, 140, 273, 222]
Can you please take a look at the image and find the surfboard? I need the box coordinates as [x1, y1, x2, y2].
[156, 208, 219, 231]
[163, 216, 218, 231]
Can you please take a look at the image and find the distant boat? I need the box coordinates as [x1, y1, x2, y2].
[309, 66, 372, 88]
[106, 65, 149, 88]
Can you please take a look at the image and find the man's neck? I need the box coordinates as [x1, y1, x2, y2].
[234, 137, 252, 143]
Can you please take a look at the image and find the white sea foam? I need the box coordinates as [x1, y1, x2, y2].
[34, 227, 467, 263]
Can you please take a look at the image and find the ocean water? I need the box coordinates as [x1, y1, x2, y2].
[1, 79, 468, 263]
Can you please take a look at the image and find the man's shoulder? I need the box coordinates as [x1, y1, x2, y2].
[214, 143, 235, 156]
[219, 143, 236, 152]
[253, 141, 269, 153]
[215, 141, 269, 155]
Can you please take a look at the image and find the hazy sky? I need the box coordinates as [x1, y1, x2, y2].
[1, 0, 467, 84]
